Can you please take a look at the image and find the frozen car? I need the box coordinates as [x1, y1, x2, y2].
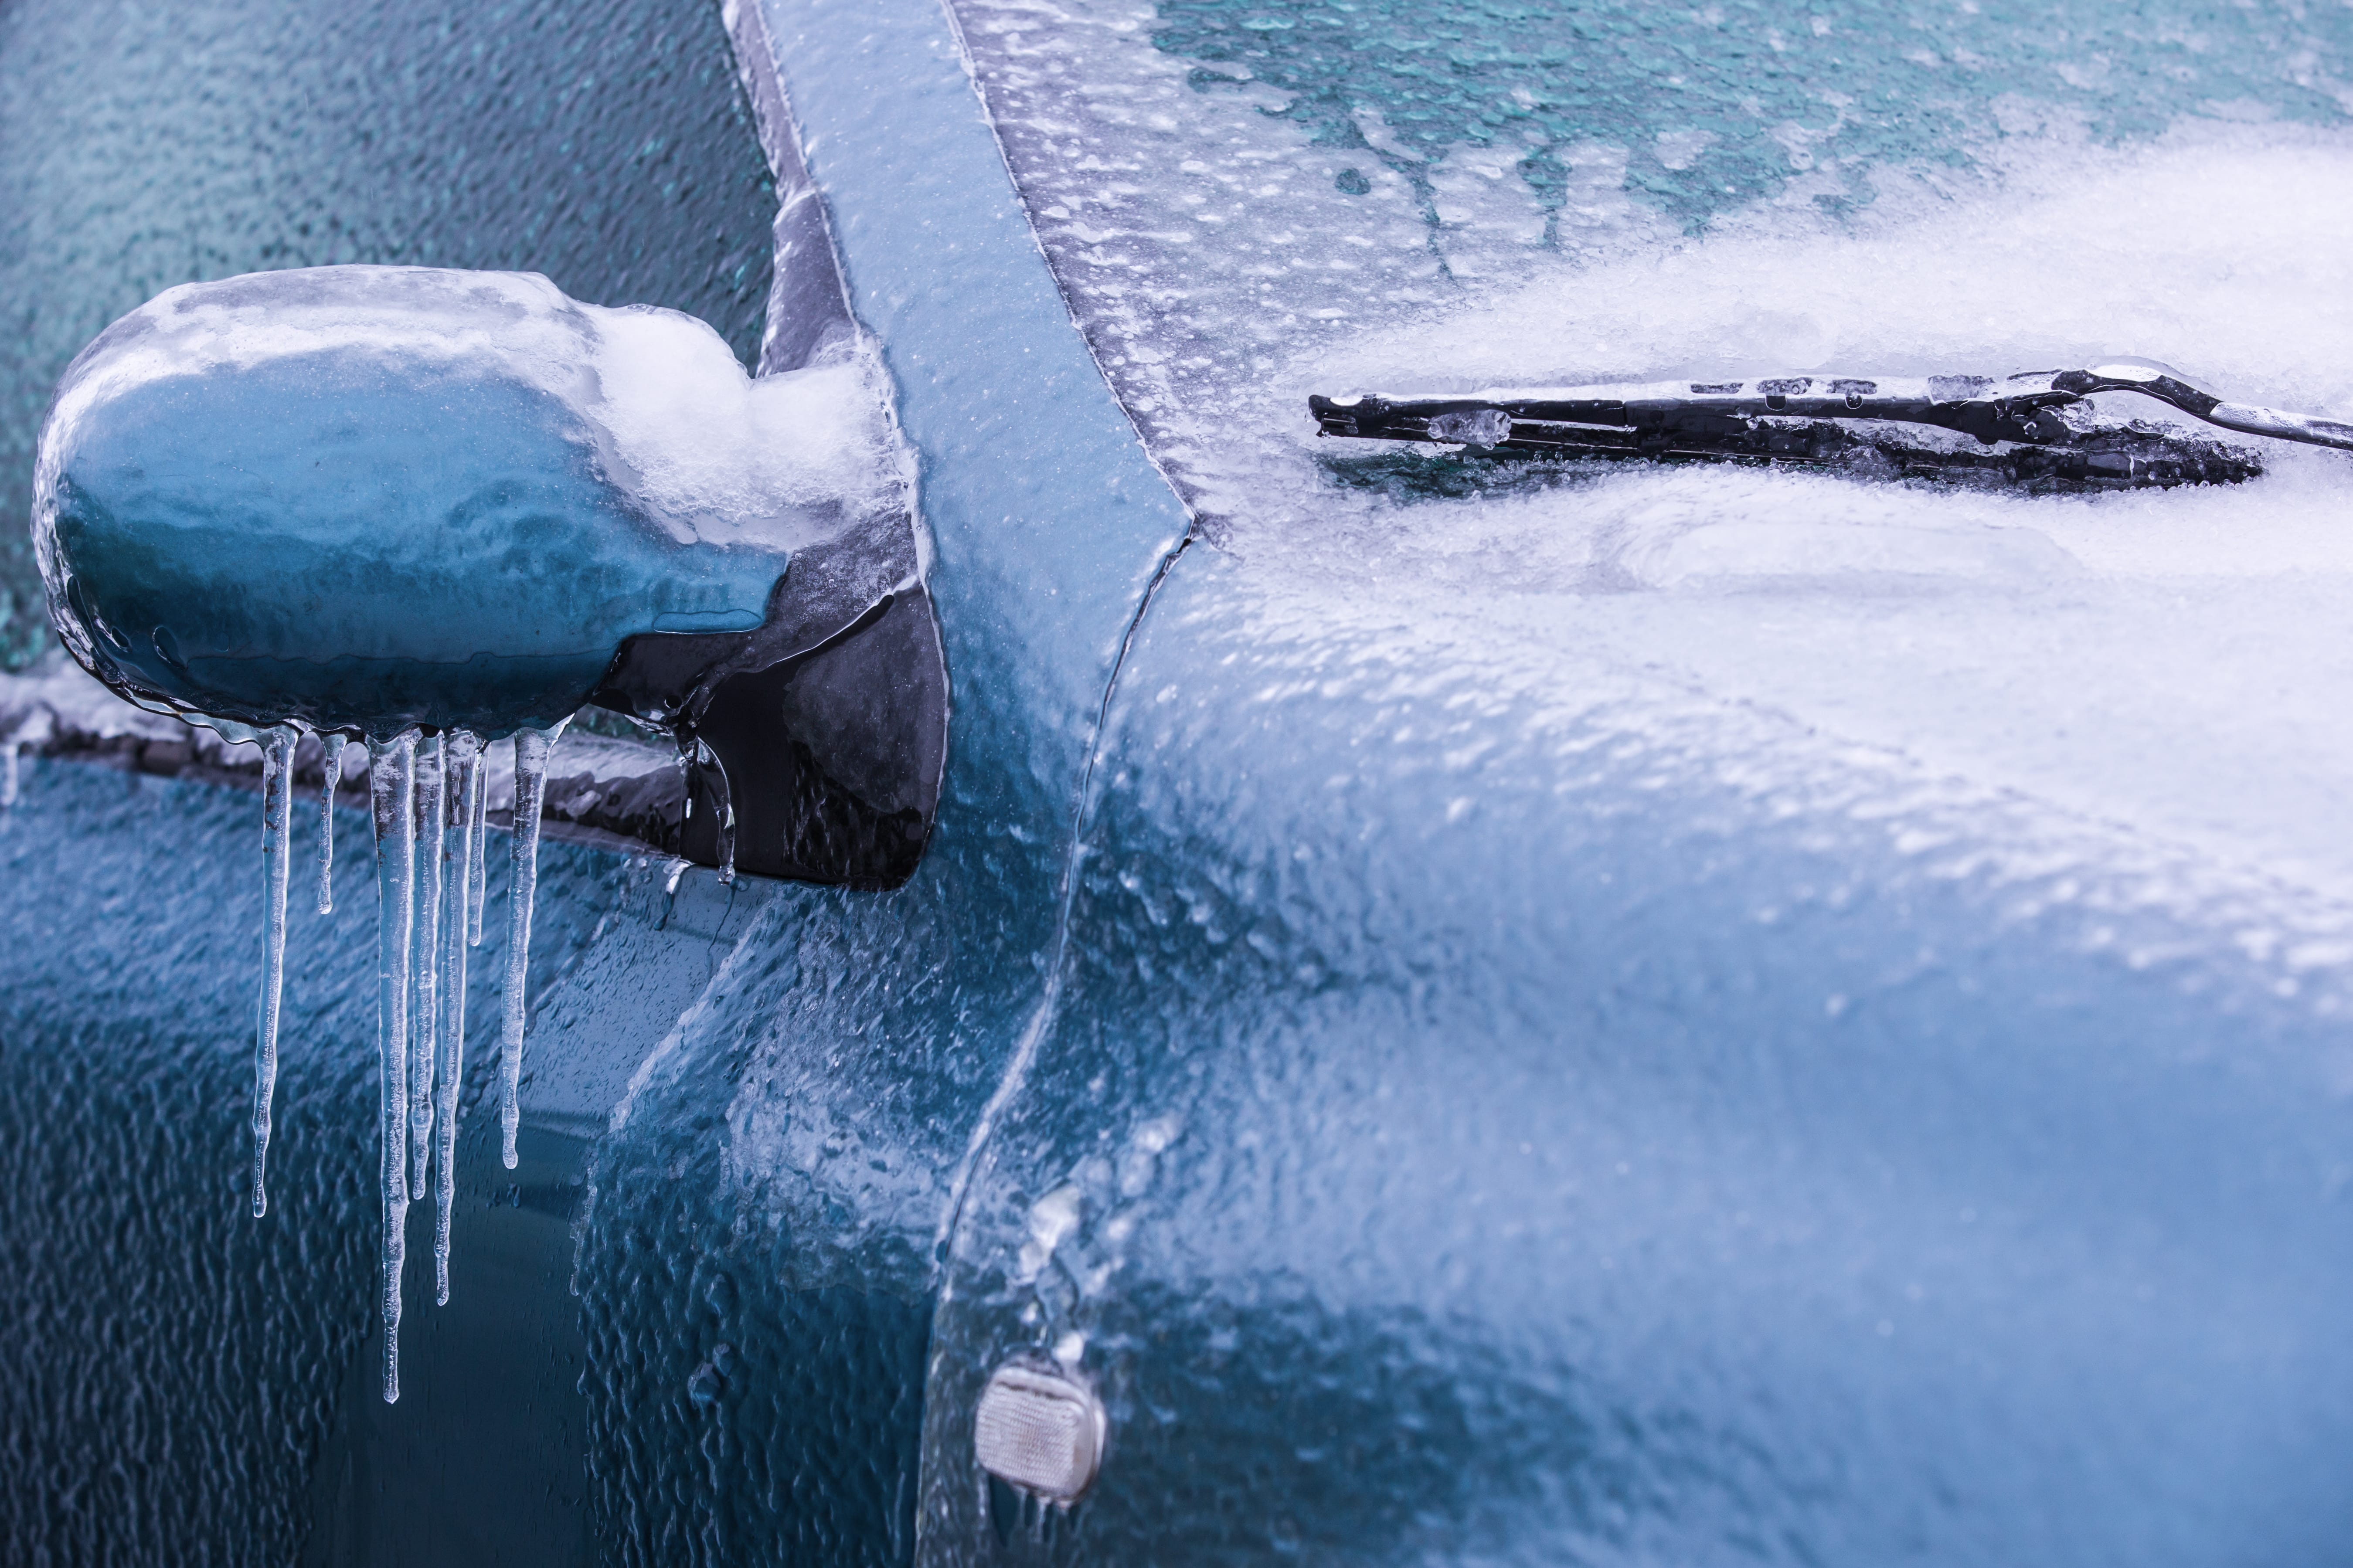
[4, 0, 2353, 1564]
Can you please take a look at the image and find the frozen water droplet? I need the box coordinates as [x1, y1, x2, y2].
[316, 733, 347, 914]
[498, 718, 568, 1171]
[249, 726, 298, 1219]
[368, 730, 419, 1403]
[197, 713, 260, 747]
[690, 733, 739, 886]
[1426, 407, 1512, 447]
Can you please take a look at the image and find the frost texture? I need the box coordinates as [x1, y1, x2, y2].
[1146, 0, 2353, 234]
[908, 10, 2353, 1559]
[949, 0, 2353, 905]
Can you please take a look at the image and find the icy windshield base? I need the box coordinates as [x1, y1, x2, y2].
[949, 0, 2353, 905]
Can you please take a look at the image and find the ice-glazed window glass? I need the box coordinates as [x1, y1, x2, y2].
[0, 0, 780, 668]
[944, 0, 2353, 955]
[945, 0, 2353, 532]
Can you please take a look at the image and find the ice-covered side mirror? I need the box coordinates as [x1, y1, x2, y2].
[31, 264, 949, 1400]
[33, 265, 945, 886]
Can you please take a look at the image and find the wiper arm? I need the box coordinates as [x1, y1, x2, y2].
[2046, 362, 2353, 452]
[1308, 361, 2344, 489]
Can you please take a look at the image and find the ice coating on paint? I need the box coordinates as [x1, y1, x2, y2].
[946, 0, 2353, 914]
[368, 732, 416, 1404]
[433, 731, 481, 1305]
[0, 709, 48, 813]
[499, 722, 565, 1171]
[31, 265, 905, 738]
[247, 728, 296, 1219]
[18, 263, 918, 1381]
[315, 733, 345, 915]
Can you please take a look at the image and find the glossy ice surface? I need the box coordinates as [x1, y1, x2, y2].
[1149, 0, 2353, 230]
[9, 0, 2353, 1563]
[919, 1, 2353, 1563]
[36, 266, 896, 736]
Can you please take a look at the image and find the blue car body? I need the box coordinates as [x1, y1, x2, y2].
[4, 0, 2353, 1564]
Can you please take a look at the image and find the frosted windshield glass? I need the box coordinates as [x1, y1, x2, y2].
[948, 0, 2353, 897]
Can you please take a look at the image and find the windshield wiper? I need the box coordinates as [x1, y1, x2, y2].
[1309, 361, 2349, 489]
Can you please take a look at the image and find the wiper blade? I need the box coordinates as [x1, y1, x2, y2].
[1308, 361, 2343, 489]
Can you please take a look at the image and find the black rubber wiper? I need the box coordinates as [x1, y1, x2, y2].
[1309, 361, 2349, 490]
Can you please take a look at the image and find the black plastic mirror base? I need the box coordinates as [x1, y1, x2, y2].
[588, 580, 947, 890]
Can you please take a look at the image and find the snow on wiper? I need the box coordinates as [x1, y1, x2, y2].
[1309, 362, 2353, 490]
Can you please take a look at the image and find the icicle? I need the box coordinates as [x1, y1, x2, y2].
[693, 735, 739, 887]
[368, 730, 419, 1404]
[466, 747, 489, 948]
[408, 735, 445, 1202]
[498, 720, 566, 1171]
[316, 733, 347, 915]
[248, 726, 298, 1219]
[434, 730, 482, 1305]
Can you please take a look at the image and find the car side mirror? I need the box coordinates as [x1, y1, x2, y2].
[34, 264, 945, 887]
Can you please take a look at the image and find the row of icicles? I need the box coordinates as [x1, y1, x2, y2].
[241, 719, 568, 1404]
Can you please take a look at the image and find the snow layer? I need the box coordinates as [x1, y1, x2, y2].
[1284, 130, 2353, 907]
[950, 0, 2353, 923]
[46, 267, 898, 553]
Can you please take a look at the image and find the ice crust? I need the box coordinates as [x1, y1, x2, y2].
[1291, 132, 2353, 903]
[949, 0, 2353, 910]
[33, 265, 902, 738]
[23, 262, 914, 1402]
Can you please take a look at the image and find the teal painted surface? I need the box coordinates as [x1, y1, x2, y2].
[0, 757, 687, 1564]
[0, 0, 790, 1558]
[922, 541, 2353, 1565]
[1154, 0, 2353, 228]
[41, 273, 789, 737]
[2, 0, 1190, 1553]
[20, 0, 2353, 1563]
[915, 4, 2353, 1563]
[0, 0, 777, 670]
[562, 0, 1190, 1561]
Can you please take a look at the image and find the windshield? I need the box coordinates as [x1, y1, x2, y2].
[949, 0, 2353, 900]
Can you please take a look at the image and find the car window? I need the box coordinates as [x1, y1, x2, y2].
[0, 0, 778, 669]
